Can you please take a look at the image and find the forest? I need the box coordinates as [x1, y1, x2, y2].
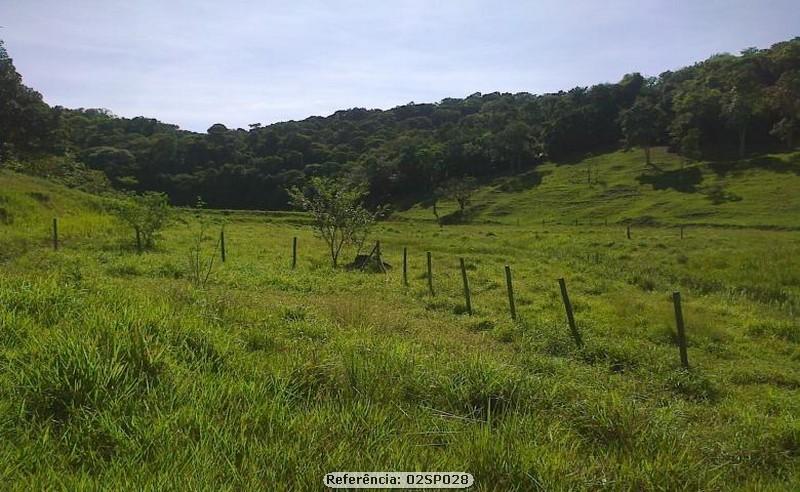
[1, 37, 799, 209]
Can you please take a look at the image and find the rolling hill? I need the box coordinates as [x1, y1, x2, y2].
[400, 147, 800, 228]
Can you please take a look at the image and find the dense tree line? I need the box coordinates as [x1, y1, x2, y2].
[1, 37, 799, 210]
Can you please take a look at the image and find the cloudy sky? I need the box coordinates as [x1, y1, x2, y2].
[1, 0, 798, 132]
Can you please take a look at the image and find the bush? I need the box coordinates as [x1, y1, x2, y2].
[112, 192, 170, 250]
[288, 177, 383, 267]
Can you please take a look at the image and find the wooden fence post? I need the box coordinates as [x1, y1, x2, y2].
[220, 228, 226, 262]
[558, 278, 583, 347]
[505, 265, 516, 320]
[426, 251, 434, 296]
[292, 237, 297, 269]
[135, 226, 142, 254]
[672, 292, 690, 369]
[374, 240, 386, 272]
[460, 258, 472, 315]
[52, 218, 58, 251]
[680, 225, 684, 240]
[402, 247, 408, 286]
[626, 225, 631, 240]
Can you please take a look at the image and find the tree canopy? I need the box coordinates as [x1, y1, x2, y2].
[1, 37, 799, 209]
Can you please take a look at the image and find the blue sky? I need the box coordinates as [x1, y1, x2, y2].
[1, 0, 798, 132]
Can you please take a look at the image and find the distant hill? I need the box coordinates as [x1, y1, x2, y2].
[1, 37, 799, 210]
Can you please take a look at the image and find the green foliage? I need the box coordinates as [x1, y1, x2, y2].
[3, 37, 800, 210]
[0, 40, 58, 159]
[619, 97, 666, 165]
[768, 70, 800, 148]
[79, 146, 138, 187]
[112, 192, 170, 249]
[1, 165, 800, 488]
[185, 197, 219, 288]
[437, 177, 478, 219]
[2, 154, 112, 193]
[288, 177, 382, 266]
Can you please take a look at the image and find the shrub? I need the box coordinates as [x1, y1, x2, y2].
[287, 177, 384, 267]
[112, 192, 170, 250]
[185, 198, 219, 288]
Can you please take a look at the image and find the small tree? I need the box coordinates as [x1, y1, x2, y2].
[619, 98, 666, 167]
[113, 191, 170, 250]
[438, 177, 478, 214]
[287, 177, 382, 268]
[185, 197, 218, 288]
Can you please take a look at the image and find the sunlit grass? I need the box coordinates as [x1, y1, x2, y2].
[1, 154, 799, 489]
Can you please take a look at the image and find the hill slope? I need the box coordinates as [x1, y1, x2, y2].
[0, 170, 116, 259]
[3, 36, 800, 210]
[402, 148, 800, 228]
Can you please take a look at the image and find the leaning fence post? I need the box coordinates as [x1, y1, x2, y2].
[626, 225, 631, 240]
[402, 247, 408, 286]
[505, 265, 517, 320]
[292, 236, 297, 269]
[558, 278, 583, 347]
[135, 226, 142, 254]
[426, 251, 434, 296]
[375, 240, 386, 272]
[672, 292, 690, 369]
[460, 258, 472, 315]
[52, 218, 58, 251]
[220, 228, 226, 262]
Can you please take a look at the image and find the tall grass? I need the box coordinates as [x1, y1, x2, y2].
[1, 154, 799, 489]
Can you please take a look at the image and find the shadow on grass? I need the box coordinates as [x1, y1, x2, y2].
[439, 209, 470, 225]
[709, 154, 800, 177]
[705, 184, 742, 204]
[637, 167, 703, 192]
[496, 169, 545, 192]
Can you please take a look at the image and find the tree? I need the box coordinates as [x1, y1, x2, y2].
[81, 146, 138, 186]
[287, 177, 382, 267]
[4, 35, 800, 210]
[493, 121, 536, 172]
[112, 192, 170, 249]
[768, 70, 800, 149]
[0, 39, 58, 158]
[619, 98, 665, 167]
[721, 86, 757, 159]
[678, 128, 702, 165]
[771, 117, 799, 150]
[438, 177, 478, 214]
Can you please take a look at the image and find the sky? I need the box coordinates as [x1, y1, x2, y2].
[1, 0, 798, 132]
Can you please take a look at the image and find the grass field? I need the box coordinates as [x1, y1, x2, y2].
[1, 149, 799, 490]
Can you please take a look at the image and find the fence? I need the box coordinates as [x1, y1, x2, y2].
[42, 217, 693, 368]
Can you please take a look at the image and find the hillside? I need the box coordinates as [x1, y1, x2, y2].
[403, 147, 800, 228]
[1, 152, 799, 488]
[2, 37, 799, 210]
[0, 170, 115, 260]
